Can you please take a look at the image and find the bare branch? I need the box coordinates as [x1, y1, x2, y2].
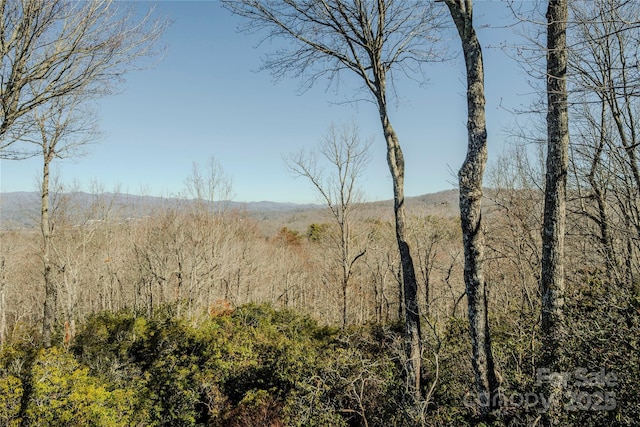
[0, 0, 166, 150]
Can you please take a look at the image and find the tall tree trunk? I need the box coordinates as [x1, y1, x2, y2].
[377, 96, 422, 401]
[41, 152, 56, 348]
[0, 257, 6, 346]
[541, 0, 569, 424]
[444, 0, 499, 418]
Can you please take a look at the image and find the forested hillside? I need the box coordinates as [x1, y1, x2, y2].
[0, 186, 638, 426]
[1, 0, 640, 426]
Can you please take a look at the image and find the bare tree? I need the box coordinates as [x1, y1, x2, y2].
[223, 0, 447, 399]
[49, 186, 123, 341]
[286, 121, 371, 328]
[486, 145, 544, 317]
[442, 0, 499, 417]
[540, 0, 569, 424]
[0, 0, 164, 346]
[0, 0, 165, 154]
[568, 0, 640, 286]
[23, 93, 100, 347]
[183, 158, 237, 312]
[184, 156, 235, 215]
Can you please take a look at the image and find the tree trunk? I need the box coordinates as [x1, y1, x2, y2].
[377, 96, 422, 401]
[341, 223, 349, 328]
[541, 0, 569, 424]
[587, 100, 618, 284]
[0, 257, 6, 346]
[41, 152, 56, 348]
[444, 0, 499, 418]
[341, 273, 348, 328]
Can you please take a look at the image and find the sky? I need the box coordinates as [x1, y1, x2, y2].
[0, 1, 538, 204]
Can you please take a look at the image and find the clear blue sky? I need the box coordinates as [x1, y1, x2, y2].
[0, 1, 534, 204]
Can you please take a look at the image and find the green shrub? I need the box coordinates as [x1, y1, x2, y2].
[23, 347, 139, 427]
[61, 303, 438, 426]
[0, 373, 22, 426]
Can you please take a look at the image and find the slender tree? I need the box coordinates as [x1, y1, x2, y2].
[286, 122, 371, 328]
[541, 0, 569, 424]
[443, 0, 499, 418]
[223, 0, 447, 399]
[23, 93, 100, 348]
[0, 245, 10, 346]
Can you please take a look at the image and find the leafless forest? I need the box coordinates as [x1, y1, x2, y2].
[0, 187, 466, 334]
[0, 0, 639, 426]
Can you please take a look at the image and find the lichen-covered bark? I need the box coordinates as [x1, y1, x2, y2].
[541, 0, 569, 424]
[444, 0, 498, 418]
[377, 93, 422, 401]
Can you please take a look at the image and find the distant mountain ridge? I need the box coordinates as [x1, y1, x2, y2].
[0, 189, 460, 230]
